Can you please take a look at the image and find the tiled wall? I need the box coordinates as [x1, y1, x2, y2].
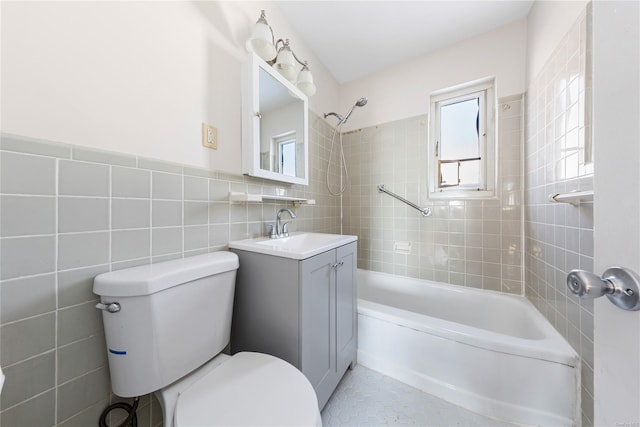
[524, 7, 594, 425]
[342, 95, 524, 294]
[0, 113, 340, 426]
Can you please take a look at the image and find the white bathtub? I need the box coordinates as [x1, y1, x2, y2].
[357, 269, 580, 426]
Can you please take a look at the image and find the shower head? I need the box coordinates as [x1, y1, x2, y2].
[342, 97, 368, 124]
[324, 97, 368, 125]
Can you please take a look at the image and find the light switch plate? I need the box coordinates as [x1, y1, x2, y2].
[202, 123, 217, 149]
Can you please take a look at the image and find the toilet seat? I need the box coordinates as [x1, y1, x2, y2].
[175, 352, 321, 426]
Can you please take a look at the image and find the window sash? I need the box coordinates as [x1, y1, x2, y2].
[270, 131, 296, 175]
[278, 139, 297, 177]
[437, 157, 482, 188]
[428, 77, 496, 200]
[435, 90, 487, 191]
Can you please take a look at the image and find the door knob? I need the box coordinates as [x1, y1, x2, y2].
[567, 266, 640, 311]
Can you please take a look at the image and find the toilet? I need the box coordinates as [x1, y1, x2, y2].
[93, 252, 321, 427]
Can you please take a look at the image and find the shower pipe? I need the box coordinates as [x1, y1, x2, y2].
[325, 125, 349, 196]
[324, 98, 368, 196]
[377, 185, 432, 217]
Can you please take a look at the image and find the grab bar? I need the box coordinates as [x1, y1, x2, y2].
[377, 185, 432, 217]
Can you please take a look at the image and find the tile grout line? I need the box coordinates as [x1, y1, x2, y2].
[54, 156, 60, 425]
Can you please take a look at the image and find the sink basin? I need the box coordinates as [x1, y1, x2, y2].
[229, 232, 357, 260]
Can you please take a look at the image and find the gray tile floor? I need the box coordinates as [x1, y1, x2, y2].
[321, 365, 516, 427]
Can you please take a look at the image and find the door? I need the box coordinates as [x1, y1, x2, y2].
[300, 249, 336, 408]
[592, 1, 640, 424]
[336, 242, 357, 374]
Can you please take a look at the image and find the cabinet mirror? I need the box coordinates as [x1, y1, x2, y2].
[242, 53, 309, 185]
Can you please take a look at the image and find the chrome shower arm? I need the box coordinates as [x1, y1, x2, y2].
[324, 112, 345, 121]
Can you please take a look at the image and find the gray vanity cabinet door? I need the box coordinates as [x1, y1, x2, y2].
[300, 249, 336, 409]
[231, 243, 357, 411]
[336, 242, 357, 374]
[230, 250, 301, 365]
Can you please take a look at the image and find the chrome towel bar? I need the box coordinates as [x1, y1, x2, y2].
[549, 190, 594, 206]
[377, 185, 432, 217]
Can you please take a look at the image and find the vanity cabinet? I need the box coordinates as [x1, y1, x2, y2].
[230, 242, 357, 410]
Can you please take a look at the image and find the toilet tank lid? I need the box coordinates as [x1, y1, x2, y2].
[93, 252, 239, 297]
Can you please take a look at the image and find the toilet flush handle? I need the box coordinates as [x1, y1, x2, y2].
[96, 302, 121, 313]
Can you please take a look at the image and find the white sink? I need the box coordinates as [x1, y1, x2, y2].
[229, 232, 357, 260]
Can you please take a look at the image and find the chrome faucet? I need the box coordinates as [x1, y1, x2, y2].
[272, 208, 296, 238]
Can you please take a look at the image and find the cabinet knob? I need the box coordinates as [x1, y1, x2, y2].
[331, 260, 344, 269]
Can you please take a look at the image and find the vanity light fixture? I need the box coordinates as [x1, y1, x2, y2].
[245, 10, 316, 97]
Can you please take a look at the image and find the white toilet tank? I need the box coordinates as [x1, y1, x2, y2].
[93, 252, 239, 398]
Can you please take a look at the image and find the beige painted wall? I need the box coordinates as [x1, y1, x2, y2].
[337, 19, 527, 132]
[0, 1, 340, 172]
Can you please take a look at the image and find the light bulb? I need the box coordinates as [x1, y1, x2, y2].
[296, 66, 316, 97]
[274, 43, 298, 82]
[245, 11, 276, 61]
[246, 22, 276, 61]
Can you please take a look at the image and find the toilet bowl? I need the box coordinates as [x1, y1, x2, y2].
[93, 252, 321, 426]
[162, 352, 321, 426]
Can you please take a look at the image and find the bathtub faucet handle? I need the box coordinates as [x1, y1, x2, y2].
[567, 267, 640, 311]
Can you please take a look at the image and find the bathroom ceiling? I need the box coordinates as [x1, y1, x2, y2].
[274, 1, 534, 84]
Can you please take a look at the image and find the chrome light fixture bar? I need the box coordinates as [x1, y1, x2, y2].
[245, 10, 316, 97]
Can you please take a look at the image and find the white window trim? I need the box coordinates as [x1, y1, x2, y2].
[428, 77, 497, 200]
[277, 137, 296, 177]
[270, 130, 296, 174]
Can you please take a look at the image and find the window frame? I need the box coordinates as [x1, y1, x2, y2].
[277, 136, 297, 177]
[270, 131, 297, 175]
[428, 77, 497, 200]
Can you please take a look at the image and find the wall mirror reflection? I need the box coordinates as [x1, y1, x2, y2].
[242, 53, 309, 185]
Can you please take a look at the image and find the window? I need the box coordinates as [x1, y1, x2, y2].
[272, 132, 297, 177]
[278, 138, 296, 177]
[429, 78, 496, 199]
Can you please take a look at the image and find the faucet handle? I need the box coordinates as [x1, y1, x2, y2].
[265, 223, 277, 239]
[281, 222, 291, 237]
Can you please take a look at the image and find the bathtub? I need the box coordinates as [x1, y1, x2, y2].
[357, 269, 580, 426]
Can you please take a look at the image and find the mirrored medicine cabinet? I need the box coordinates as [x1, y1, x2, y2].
[241, 53, 309, 186]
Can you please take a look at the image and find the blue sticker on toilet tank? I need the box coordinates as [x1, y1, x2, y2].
[109, 348, 127, 355]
